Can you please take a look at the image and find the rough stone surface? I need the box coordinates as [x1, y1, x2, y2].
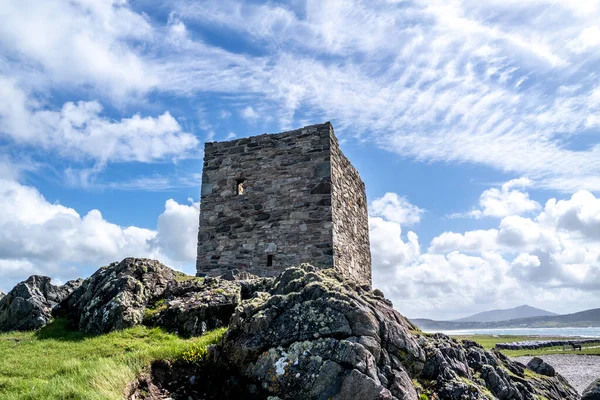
[196, 122, 372, 286]
[0, 275, 82, 332]
[0, 291, 4, 301]
[60, 258, 178, 334]
[199, 265, 578, 400]
[144, 276, 241, 338]
[583, 378, 600, 400]
[527, 357, 556, 377]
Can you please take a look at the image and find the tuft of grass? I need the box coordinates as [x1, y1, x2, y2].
[453, 334, 600, 356]
[0, 318, 226, 400]
[143, 299, 167, 321]
[173, 272, 204, 283]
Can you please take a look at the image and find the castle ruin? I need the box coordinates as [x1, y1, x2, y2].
[196, 122, 371, 286]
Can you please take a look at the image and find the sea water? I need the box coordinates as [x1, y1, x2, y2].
[424, 327, 600, 337]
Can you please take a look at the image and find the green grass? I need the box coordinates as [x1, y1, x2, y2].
[0, 319, 226, 400]
[173, 272, 204, 283]
[453, 334, 600, 357]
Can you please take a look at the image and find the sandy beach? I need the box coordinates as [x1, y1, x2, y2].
[512, 354, 600, 394]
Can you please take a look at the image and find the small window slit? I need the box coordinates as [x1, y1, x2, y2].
[235, 179, 244, 195]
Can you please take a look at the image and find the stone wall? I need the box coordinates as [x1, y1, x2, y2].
[330, 131, 372, 287]
[196, 123, 334, 277]
[196, 122, 371, 286]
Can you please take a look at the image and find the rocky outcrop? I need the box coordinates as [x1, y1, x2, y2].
[0, 275, 82, 332]
[583, 378, 600, 400]
[59, 258, 178, 334]
[0, 291, 4, 300]
[1, 260, 581, 400]
[190, 265, 578, 400]
[143, 276, 241, 338]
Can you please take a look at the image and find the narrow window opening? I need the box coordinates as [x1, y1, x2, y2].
[235, 179, 244, 195]
[267, 254, 273, 267]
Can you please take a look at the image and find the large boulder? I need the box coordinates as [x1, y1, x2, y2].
[527, 357, 556, 377]
[60, 258, 178, 334]
[144, 276, 242, 338]
[0, 275, 82, 332]
[583, 378, 600, 400]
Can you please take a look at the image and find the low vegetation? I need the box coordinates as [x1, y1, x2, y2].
[453, 334, 600, 356]
[0, 318, 226, 400]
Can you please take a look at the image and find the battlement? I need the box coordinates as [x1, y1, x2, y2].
[196, 122, 371, 286]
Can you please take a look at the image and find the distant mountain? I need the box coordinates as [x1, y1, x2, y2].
[453, 305, 557, 323]
[411, 307, 600, 331]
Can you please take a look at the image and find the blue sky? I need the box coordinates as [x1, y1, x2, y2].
[1, 0, 600, 320]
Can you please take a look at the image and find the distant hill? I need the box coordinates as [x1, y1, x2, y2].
[453, 305, 557, 323]
[411, 307, 600, 331]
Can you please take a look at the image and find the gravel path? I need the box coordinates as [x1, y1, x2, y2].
[512, 355, 600, 394]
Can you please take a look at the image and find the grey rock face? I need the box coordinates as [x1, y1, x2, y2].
[527, 357, 556, 377]
[61, 258, 178, 334]
[144, 276, 241, 338]
[202, 265, 579, 400]
[209, 264, 422, 400]
[583, 378, 600, 400]
[0, 291, 4, 301]
[0, 275, 82, 332]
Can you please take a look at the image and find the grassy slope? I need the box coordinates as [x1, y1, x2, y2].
[0, 319, 226, 400]
[453, 334, 600, 357]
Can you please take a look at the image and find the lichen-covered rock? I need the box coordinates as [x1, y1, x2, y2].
[60, 258, 178, 334]
[203, 265, 579, 400]
[215, 265, 424, 400]
[0, 275, 82, 332]
[527, 357, 556, 377]
[583, 378, 600, 400]
[144, 276, 241, 338]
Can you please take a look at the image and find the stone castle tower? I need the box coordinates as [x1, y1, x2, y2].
[196, 122, 371, 286]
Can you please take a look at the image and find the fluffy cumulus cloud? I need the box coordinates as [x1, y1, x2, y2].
[370, 184, 600, 320]
[369, 192, 424, 226]
[0, 178, 199, 292]
[0, 79, 198, 165]
[150, 199, 200, 262]
[453, 178, 541, 218]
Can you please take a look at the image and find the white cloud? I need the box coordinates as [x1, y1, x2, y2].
[151, 198, 200, 262]
[369, 192, 424, 226]
[452, 178, 540, 218]
[2, 0, 600, 191]
[429, 230, 498, 253]
[568, 26, 600, 53]
[240, 106, 259, 121]
[369, 217, 420, 273]
[0, 178, 199, 292]
[0, 0, 157, 98]
[371, 189, 600, 319]
[0, 78, 198, 165]
[159, 0, 600, 192]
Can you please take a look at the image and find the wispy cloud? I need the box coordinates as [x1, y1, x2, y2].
[3, 0, 599, 191]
